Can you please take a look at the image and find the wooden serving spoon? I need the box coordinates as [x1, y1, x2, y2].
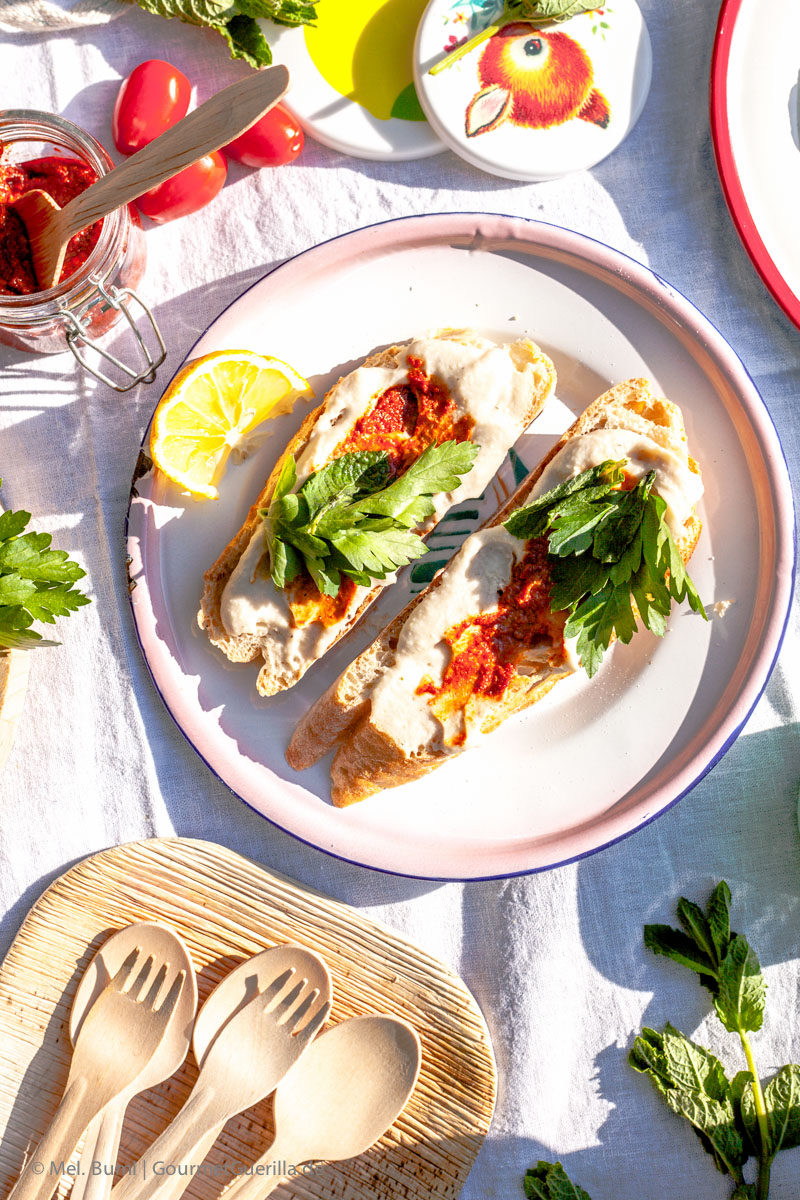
[11, 65, 289, 291]
[217, 1015, 422, 1200]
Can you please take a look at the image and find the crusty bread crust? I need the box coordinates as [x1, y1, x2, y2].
[286, 379, 703, 805]
[199, 331, 556, 696]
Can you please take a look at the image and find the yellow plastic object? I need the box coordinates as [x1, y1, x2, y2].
[149, 350, 312, 500]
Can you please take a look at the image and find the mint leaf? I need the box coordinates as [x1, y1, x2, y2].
[707, 881, 733, 961]
[129, 0, 316, 65]
[764, 1064, 800, 1154]
[643, 923, 718, 989]
[730, 1071, 761, 1159]
[714, 935, 766, 1034]
[523, 1162, 591, 1200]
[630, 1025, 747, 1178]
[676, 897, 719, 968]
[301, 451, 388, 522]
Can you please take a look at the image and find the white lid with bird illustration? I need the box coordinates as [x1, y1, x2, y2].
[261, 1, 446, 161]
[413, 0, 652, 181]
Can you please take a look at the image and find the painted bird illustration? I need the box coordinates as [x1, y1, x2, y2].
[466, 22, 611, 138]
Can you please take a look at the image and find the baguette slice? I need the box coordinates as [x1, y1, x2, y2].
[199, 329, 556, 697]
[286, 379, 703, 806]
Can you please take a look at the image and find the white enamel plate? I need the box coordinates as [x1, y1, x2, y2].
[127, 213, 794, 880]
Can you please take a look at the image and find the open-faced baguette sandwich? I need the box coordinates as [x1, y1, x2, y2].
[286, 379, 706, 805]
[199, 329, 556, 696]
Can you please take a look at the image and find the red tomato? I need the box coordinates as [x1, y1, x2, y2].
[113, 60, 191, 155]
[222, 105, 304, 167]
[134, 152, 227, 224]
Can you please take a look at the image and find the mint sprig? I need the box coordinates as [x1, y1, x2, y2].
[0, 486, 90, 650]
[503, 458, 706, 677]
[523, 884, 800, 1200]
[632, 883, 800, 1200]
[259, 440, 479, 597]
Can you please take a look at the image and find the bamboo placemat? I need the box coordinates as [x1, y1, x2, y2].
[0, 838, 495, 1199]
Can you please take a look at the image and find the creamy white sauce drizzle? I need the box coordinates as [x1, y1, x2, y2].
[220, 333, 548, 685]
[531, 428, 703, 537]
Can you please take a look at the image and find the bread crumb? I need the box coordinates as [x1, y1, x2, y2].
[713, 599, 734, 618]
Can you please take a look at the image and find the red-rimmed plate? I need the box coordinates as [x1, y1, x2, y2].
[711, 0, 800, 327]
[126, 212, 795, 880]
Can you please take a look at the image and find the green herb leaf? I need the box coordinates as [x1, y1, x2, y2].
[764, 1064, 800, 1154]
[130, 0, 316, 65]
[0, 498, 90, 650]
[714, 934, 766, 1035]
[643, 923, 718, 988]
[348, 439, 479, 521]
[23, 584, 91, 624]
[218, 16, 272, 68]
[504, 458, 705, 677]
[706, 881, 733, 961]
[260, 442, 477, 597]
[730, 1071, 761, 1158]
[629, 1025, 747, 1178]
[523, 1161, 591, 1200]
[521, 0, 598, 17]
[301, 451, 389, 523]
[330, 527, 424, 579]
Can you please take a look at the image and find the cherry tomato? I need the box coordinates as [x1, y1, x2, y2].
[134, 152, 227, 224]
[113, 60, 191, 155]
[222, 105, 304, 167]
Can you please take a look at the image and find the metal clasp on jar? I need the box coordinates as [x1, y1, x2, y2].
[59, 274, 166, 392]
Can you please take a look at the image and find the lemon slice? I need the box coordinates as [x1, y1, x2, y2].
[150, 350, 313, 499]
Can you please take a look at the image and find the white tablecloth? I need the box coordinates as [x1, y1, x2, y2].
[2, 3, 799, 1196]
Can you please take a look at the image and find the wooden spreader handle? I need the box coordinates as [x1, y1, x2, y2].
[61, 65, 290, 240]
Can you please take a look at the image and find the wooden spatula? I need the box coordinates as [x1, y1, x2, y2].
[11, 65, 290, 292]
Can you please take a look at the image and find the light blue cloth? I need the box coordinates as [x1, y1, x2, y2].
[1, 1, 799, 1196]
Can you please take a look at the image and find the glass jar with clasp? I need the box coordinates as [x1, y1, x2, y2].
[0, 110, 165, 391]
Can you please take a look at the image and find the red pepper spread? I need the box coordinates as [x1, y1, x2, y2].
[417, 537, 567, 746]
[0, 156, 100, 294]
[289, 357, 474, 628]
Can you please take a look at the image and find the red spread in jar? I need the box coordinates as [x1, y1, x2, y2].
[288, 356, 474, 627]
[417, 537, 567, 746]
[0, 156, 100, 294]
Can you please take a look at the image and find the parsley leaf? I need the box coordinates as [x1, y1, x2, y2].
[0, 489, 90, 651]
[504, 458, 706, 677]
[259, 441, 478, 596]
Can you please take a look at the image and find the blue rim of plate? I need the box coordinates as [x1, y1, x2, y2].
[125, 211, 796, 881]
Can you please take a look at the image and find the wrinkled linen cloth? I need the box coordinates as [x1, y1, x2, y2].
[1, 3, 799, 1196]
